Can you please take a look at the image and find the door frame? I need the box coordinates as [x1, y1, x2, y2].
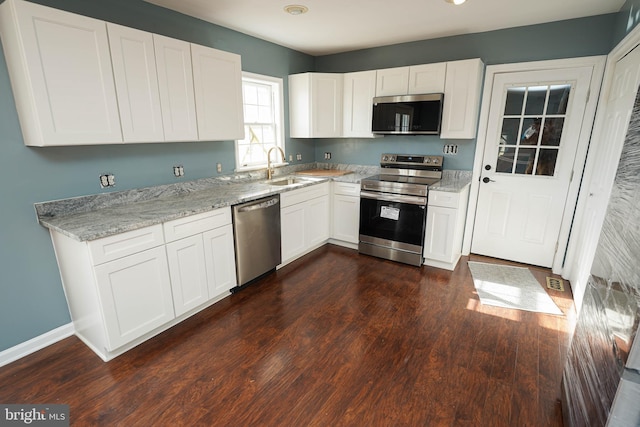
[462, 56, 606, 274]
[563, 25, 640, 311]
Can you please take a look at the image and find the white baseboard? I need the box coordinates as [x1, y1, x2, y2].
[0, 323, 74, 368]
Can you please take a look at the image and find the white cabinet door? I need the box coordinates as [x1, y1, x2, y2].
[312, 74, 343, 137]
[408, 63, 447, 94]
[375, 67, 410, 96]
[343, 70, 377, 138]
[332, 194, 360, 244]
[153, 34, 198, 141]
[281, 203, 306, 262]
[440, 58, 484, 139]
[0, 0, 122, 146]
[424, 206, 456, 263]
[203, 224, 237, 298]
[289, 73, 343, 138]
[107, 23, 164, 143]
[191, 44, 244, 141]
[166, 235, 210, 316]
[94, 246, 175, 350]
[306, 195, 330, 248]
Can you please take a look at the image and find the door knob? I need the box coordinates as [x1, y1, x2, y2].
[482, 177, 495, 183]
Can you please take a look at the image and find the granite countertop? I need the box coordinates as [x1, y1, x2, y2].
[431, 171, 473, 193]
[35, 163, 471, 242]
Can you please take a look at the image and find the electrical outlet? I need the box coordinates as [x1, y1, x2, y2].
[216, 163, 222, 173]
[289, 155, 293, 162]
[443, 144, 459, 155]
[99, 173, 115, 188]
[173, 165, 184, 177]
[296, 153, 302, 161]
[324, 152, 332, 160]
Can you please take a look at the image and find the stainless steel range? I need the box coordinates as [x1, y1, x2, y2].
[359, 154, 443, 266]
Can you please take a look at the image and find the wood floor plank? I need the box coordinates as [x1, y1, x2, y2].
[0, 247, 573, 426]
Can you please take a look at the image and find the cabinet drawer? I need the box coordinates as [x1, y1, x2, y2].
[88, 224, 164, 265]
[332, 181, 360, 197]
[163, 207, 231, 243]
[428, 191, 460, 209]
[281, 182, 330, 208]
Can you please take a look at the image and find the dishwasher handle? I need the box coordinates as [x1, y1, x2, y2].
[236, 196, 280, 213]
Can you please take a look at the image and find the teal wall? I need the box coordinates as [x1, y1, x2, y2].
[614, 0, 640, 45]
[0, 0, 629, 354]
[312, 14, 617, 171]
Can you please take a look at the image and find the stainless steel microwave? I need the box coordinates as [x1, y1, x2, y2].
[372, 93, 444, 135]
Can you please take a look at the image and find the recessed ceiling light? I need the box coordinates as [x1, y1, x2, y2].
[284, 5, 309, 15]
[445, 0, 466, 4]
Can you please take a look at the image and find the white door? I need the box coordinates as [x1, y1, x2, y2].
[166, 235, 209, 316]
[153, 34, 198, 141]
[94, 246, 175, 350]
[203, 224, 237, 298]
[566, 46, 640, 308]
[107, 23, 164, 143]
[191, 44, 244, 141]
[472, 67, 593, 267]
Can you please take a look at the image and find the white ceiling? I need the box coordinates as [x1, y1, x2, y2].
[144, 0, 626, 56]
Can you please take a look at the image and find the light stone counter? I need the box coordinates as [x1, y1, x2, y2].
[34, 163, 472, 242]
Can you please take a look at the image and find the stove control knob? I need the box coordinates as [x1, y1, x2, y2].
[425, 158, 431, 164]
[432, 158, 439, 164]
[382, 155, 388, 161]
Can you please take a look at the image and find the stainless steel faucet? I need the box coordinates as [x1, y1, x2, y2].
[267, 146, 286, 180]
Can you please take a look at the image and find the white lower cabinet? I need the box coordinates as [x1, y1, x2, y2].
[423, 186, 470, 270]
[163, 209, 237, 313]
[51, 207, 236, 361]
[280, 182, 330, 265]
[94, 245, 175, 350]
[331, 182, 360, 246]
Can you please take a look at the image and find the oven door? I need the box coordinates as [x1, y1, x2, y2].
[359, 191, 427, 254]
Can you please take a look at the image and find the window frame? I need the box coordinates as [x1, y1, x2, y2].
[235, 72, 286, 172]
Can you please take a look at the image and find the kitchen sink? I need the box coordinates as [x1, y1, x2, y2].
[265, 176, 318, 187]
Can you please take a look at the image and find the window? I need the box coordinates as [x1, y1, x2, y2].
[235, 72, 285, 171]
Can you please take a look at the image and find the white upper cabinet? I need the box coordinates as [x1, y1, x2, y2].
[376, 63, 446, 97]
[289, 73, 343, 138]
[408, 63, 447, 94]
[342, 70, 377, 138]
[375, 67, 410, 96]
[107, 23, 164, 143]
[153, 34, 199, 141]
[440, 58, 485, 139]
[191, 44, 244, 141]
[0, 0, 122, 146]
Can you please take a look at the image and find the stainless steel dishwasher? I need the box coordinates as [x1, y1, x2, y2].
[232, 194, 281, 287]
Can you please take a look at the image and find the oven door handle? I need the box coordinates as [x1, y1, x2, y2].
[360, 191, 427, 206]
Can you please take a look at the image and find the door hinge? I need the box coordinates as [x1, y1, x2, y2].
[555, 241, 559, 253]
[586, 89, 590, 103]
[570, 170, 574, 183]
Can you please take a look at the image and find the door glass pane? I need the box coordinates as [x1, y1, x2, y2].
[496, 147, 516, 173]
[541, 118, 564, 146]
[500, 118, 521, 145]
[495, 83, 571, 177]
[521, 117, 542, 145]
[505, 88, 525, 115]
[548, 85, 570, 114]
[516, 148, 536, 175]
[536, 149, 559, 176]
[524, 86, 548, 115]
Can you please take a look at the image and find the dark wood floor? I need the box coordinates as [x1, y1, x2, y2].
[0, 245, 575, 426]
